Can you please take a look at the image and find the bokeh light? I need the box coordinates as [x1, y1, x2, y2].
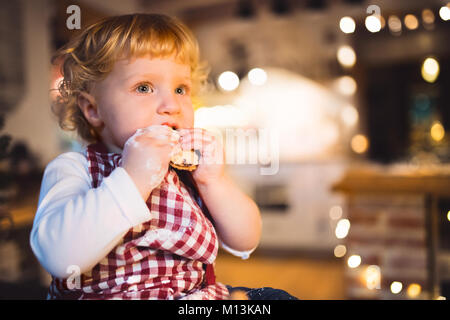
[329, 205, 343, 220]
[364, 265, 381, 290]
[390, 281, 403, 294]
[351, 134, 369, 154]
[406, 283, 422, 298]
[218, 71, 240, 91]
[335, 76, 357, 96]
[439, 5, 450, 21]
[365, 15, 381, 33]
[388, 15, 402, 35]
[334, 245, 347, 258]
[337, 45, 356, 68]
[430, 121, 445, 142]
[421, 57, 440, 83]
[248, 68, 267, 86]
[347, 255, 361, 268]
[340, 16, 356, 34]
[335, 219, 351, 239]
[404, 14, 419, 30]
[422, 9, 435, 26]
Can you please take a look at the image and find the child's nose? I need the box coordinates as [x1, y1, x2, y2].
[157, 93, 181, 115]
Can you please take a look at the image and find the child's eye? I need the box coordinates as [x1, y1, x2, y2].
[175, 87, 185, 95]
[136, 83, 153, 94]
[175, 85, 190, 95]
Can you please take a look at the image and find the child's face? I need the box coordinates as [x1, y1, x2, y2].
[89, 56, 194, 149]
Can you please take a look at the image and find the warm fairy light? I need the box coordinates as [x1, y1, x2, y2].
[335, 219, 350, 239]
[218, 71, 240, 91]
[390, 281, 403, 294]
[329, 205, 343, 220]
[248, 68, 267, 86]
[439, 5, 450, 21]
[388, 15, 402, 35]
[351, 134, 369, 154]
[347, 255, 361, 268]
[404, 14, 419, 30]
[340, 16, 356, 34]
[421, 57, 440, 83]
[406, 283, 422, 298]
[337, 45, 356, 68]
[422, 9, 435, 26]
[365, 15, 381, 33]
[335, 76, 357, 96]
[405, 14, 419, 30]
[341, 105, 359, 126]
[334, 245, 347, 258]
[436, 296, 446, 300]
[447, 210, 450, 222]
[364, 265, 381, 290]
[430, 121, 445, 142]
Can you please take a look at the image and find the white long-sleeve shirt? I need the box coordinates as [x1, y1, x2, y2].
[30, 151, 253, 279]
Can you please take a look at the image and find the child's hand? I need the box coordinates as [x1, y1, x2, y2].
[178, 128, 225, 186]
[121, 125, 180, 200]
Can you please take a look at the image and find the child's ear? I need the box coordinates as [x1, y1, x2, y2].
[77, 92, 103, 127]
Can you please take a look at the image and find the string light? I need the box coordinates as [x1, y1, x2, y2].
[406, 283, 422, 298]
[347, 255, 361, 268]
[335, 219, 350, 239]
[338, 7, 443, 35]
[218, 71, 240, 91]
[340, 16, 356, 34]
[351, 134, 369, 154]
[329, 205, 343, 220]
[388, 15, 402, 35]
[337, 45, 356, 68]
[421, 57, 440, 83]
[334, 245, 347, 258]
[404, 14, 419, 30]
[364, 265, 381, 290]
[390, 281, 403, 294]
[439, 5, 450, 21]
[248, 68, 267, 86]
[447, 210, 450, 222]
[335, 76, 357, 96]
[365, 15, 381, 33]
[422, 9, 435, 28]
[430, 121, 445, 142]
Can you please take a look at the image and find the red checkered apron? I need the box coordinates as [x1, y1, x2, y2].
[47, 142, 229, 300]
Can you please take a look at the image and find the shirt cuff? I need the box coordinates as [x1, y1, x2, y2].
[219, 240, 256, 260]
[102, 167, 151, 226]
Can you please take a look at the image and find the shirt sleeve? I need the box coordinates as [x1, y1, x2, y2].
[219, 240, 256, 260]
[29, 152, 151, 279]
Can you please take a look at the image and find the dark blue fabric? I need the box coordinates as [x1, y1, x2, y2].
[226, 285, 299, 300]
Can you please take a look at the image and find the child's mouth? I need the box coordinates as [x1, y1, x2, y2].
[161, 122, 179, 130]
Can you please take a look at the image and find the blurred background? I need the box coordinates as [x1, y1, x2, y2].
[0, 0, 449, 300]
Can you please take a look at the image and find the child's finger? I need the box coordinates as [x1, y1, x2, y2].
[140, 125, 180, 142]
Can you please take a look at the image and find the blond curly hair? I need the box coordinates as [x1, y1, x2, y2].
[52, 13, 209, 143]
